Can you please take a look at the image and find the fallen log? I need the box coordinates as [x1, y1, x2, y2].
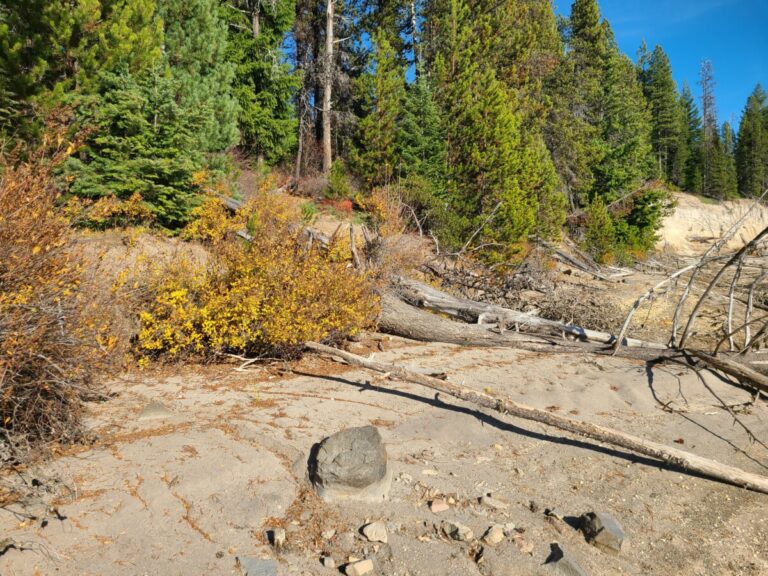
[305, 341, 768, 494]
[395, 277, 666, 350]
[689, 350, 768, 396]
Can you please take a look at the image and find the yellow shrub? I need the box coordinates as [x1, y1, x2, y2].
[137, 190, 379, 360]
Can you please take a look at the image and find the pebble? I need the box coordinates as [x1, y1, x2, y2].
[239, 557, 278, 576]
[321, 556, 336, 569]
[581, 512, 625, 553]
[442, 521, 474, 542]
[480, 495, 509, 510]
[362, 521, 388, 544]
[547, 543, 588, 576]
[345, 558, 375, 576]
[430, 499, 450, 513]
[482, 524, 505, 545]
[322, 528, 337, 540]
[268, 528, 286, 551]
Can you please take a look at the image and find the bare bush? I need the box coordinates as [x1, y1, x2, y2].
[0, 116, 113, 464]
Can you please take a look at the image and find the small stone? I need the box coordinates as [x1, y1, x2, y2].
[345, 558, 375, 576]
[362, 521, 388, 544]
[480, 495, 509, 510]
[502, 523, 516, 536]
[321, 528, 337, 540]
[321, 556, 336, 569]
[580, 512, 625, 552]
[430, 499, 450, 514]
[268, 528, 286, 551]
[482, 524, 505, 546]
[239, 557, 278, 576]
[529, 500, 540, 513]
[442, 521, 474, 542]
[546, 544, 588, 576]
[216, 551, 224, 559]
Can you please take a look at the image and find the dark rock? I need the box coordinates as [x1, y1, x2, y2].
[580, 512, 625, 552]
[310, 426, 391, 502]
[239, 557, 278, 576]
[545, 543, 588, 576]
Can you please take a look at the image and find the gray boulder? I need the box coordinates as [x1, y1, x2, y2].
[310, 426, 391, 502]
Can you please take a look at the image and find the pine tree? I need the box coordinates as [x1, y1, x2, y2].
[699, 59, 723, 197]
[397, 67, 447, 186]
[352, 31, 407, 186]
[222, 0, 299, 164]
[64, 67, 206, 227]
[158, 0, 239, 153]
[719, 121, 739, 198]
[679, 82, 703, 193]
[639, 45, 681, 180]
[433, 0, 537, 251]
[594, 45, 654, 202]
[736, 84, 768, 196]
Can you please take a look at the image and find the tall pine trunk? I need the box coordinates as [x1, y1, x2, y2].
[322, 0, 334, 174]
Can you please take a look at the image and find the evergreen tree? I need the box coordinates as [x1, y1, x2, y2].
[158, 0, 239, 152]
[639, 45, 681, 180]
[64, 67, 205, 228]
[222, 0, 299, 164]
[719, 121, 739, 198]
[433, 0, 536, 251]
[397, 66, 447, 186]
[352, 31, 407, 186]
[594, 46, 654, 202]
[679, 82, 703, 193]
[736, 84, 768, 196]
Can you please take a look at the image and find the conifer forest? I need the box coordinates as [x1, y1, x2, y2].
[1, 3, 768, 574]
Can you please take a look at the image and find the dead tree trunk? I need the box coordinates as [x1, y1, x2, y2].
[322, 0, 334, 174]
[306, 342, 768, 494]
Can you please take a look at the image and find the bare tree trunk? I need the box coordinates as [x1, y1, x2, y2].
[322, 0, 334, 174]
[250, 0, 260, 37]
[410, 0, 420, 71]
[306, 341, 768, 494]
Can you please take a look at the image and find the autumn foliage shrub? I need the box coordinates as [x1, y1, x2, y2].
[136, 190, 378, 361]
[0, 121, 113, 461]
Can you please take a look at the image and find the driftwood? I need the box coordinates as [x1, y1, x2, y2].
[690, 350, 768, 396]
[382, 280, 768, 389]
[305, 341, 768, 494]
[379, 292, 677, 362]
[394, 277, 666, 350]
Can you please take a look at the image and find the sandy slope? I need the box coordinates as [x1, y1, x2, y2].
[1, 338, 766, 576]
[657, 193, 768, 256]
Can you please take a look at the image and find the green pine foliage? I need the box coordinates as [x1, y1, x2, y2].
[64, 68, 205, 228]
[593, 46, 654, 202]
[352, 31, 407, 187]
[433, 0, 536, 255]
[639, 45, 682, 181]
[679, 83, 704, 193]
[736, 85, 768, 196]
[222, 0, 299, 164]
[158, 0, 239, 153]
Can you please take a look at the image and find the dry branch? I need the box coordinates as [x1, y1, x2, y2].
[394, 277, 666, 350]
[305, 341, 768, 494]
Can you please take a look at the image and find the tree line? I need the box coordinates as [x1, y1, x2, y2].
[1, 0, 766, 261]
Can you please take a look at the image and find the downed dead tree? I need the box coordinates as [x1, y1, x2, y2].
[305, 341, 768, 494]
[393, 276, 666, 350]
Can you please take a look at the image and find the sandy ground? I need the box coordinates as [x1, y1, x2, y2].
[657, 193, 768, 256]
[1, 337, 766, 576]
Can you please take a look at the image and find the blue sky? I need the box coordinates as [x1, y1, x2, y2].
[553, 0, 768, 128]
